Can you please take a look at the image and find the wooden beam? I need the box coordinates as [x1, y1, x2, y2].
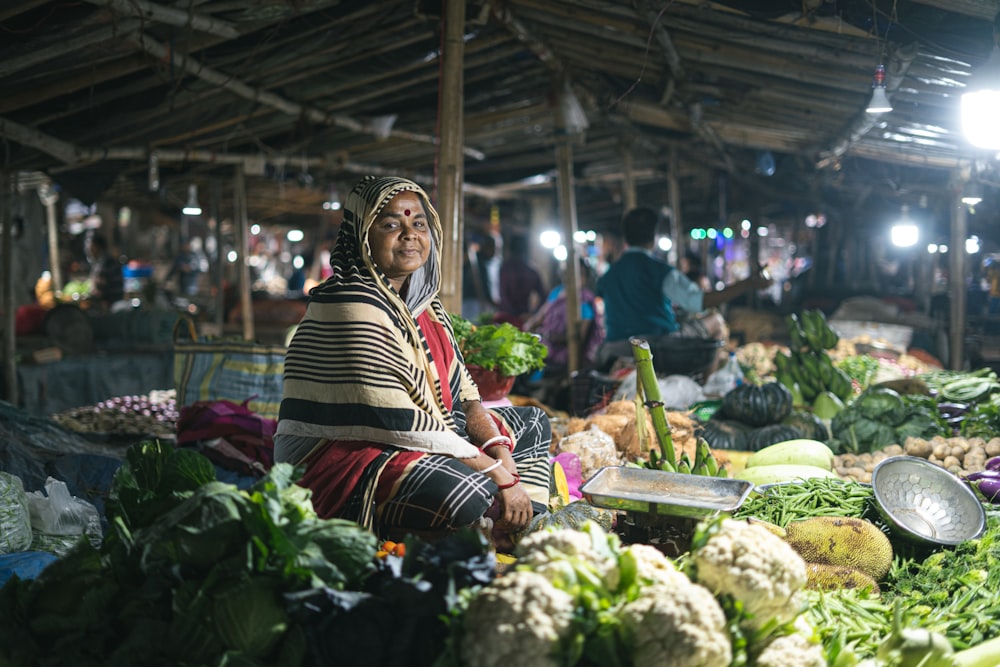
[0, 55, 151, 116]
[0, 0, 50, 22]
[81, 0, 241, 40]
[0, 19, 144, 79]
[127, 31, 486, 160]
[908, 0, 999, 21]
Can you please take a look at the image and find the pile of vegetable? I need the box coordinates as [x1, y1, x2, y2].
[733, 476, 1000, 666]
[0, 440, 515, 667]
[450, 314, 547, 377]
[699, 382, 831, 454]
[828, 386, 947, 454]
[51, 389, 178, 437]
[437, 518, 827, 667]
[773, 310, 854, 407]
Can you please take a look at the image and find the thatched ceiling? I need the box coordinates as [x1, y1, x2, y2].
[1, 0, 999, 242]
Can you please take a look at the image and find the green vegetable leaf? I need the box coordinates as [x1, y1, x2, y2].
[450, 314, 547, 377]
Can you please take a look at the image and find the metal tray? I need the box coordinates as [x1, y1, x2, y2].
[580, 466, 754, 518]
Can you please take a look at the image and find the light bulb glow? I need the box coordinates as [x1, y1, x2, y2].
[539, 230, 561, 249]
[890, 223, 919, 248]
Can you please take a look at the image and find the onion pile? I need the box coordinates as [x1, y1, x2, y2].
[53, 389, 177, 437]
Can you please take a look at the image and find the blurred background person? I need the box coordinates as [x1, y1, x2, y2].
[167, 238, 208, 297]
[496, 233, 545, 329]
[461, 234, 498, 322]
[87, 233, 125, 312]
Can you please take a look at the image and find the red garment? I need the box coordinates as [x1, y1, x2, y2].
[299, 310, 458, 518]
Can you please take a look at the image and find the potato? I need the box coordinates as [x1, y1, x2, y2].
[950, 446, 967, 460]
[883, 444, 904, 456]
[904, 438, 932, 459]
[943, 455, 961, 470]
[844, 466, 868, 481]
[987, 438, 1000, 457]
[931, 443, 949, 459]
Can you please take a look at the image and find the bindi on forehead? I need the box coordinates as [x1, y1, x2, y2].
[404, 209, 410, 216]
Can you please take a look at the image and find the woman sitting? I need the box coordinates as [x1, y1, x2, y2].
[274, 175, 551, 543]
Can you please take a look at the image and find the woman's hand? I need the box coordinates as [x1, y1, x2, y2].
[496, 482, 533, 531]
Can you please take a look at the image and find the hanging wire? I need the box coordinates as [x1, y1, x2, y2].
[608, 1, 675, 110]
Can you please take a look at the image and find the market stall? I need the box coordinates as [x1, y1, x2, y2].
[3, 306, 1000, 666]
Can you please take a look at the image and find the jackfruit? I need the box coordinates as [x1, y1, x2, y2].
[744, 517, 787, 539]
[805, 562, 881, 595]
[784, 516, 893, 580]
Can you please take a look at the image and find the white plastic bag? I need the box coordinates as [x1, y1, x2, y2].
[616, 371, 706, 409]
[25, 477, 103, 556]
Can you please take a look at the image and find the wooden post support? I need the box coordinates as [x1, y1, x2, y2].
[555, 85, 581, 375]
[437, 0, 466, 316]
[950, 185, 967, 370]
[1, 171, 16, 407]
[668, 147, 682, 267]
[233, 163, 255, 342]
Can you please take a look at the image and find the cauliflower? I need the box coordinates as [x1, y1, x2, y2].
[459, 570, 576, 667]
[620, 543, 688, 588]
[754, 617, 827, 667]
[516, 521, 621, 592]
[618, 580, 732, 667]
[691, 518, 808, 631]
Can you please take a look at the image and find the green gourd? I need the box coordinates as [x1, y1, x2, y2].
[781, 409, 830, 441]
[720, 382, 793, 427]
[699, 419, 754, 451]
[746, 424, 803, 452]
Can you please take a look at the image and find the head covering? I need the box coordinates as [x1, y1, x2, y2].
[277, 176, 480, 459]
[331, 175, 440, 313]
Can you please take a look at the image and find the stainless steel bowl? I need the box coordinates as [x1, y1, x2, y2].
[871, 456, 986, 547]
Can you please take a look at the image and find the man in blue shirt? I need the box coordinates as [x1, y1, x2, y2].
[596, 207, 771, 367]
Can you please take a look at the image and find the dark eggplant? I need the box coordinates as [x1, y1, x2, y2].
[965, 469, 1000, 482]
[974, 477, 1000, 503]
[937, 402, 970, 418]
[987, 456, 1000, 472]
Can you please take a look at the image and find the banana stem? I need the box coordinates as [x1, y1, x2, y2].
[630, 338, 676, 470]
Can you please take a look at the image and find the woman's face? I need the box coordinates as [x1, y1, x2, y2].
[367, 191, 432, 291]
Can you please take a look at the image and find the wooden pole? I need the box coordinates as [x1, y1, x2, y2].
[1, 171, 16, 407]
[950, 187, 967, 370]
[211, 177, 225, 330]
[621, 143, 637, 212]
[233, 163, 255, 341]
[668, 147, 682, 266]
[555, 88, 581, 375]
[437, 0, 466, 315]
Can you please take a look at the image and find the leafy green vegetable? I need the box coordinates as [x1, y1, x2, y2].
[0, 445, 378, 667]
[857, 387, 905, 424]
[450, 314, 547, 377]
[837, 354, 881, 389]
[212, 575, 289, 657]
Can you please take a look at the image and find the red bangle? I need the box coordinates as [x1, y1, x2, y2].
[481, 435, 513, 452]
[496, 474, 520, 490]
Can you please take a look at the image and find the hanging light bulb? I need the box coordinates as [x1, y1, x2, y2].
[890, 204, 918, 248]
[962, 181, 984, 207]
[961, 14, 1000, 150]
[866, 64, 893, 114]
[182, 184, 202, 216]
